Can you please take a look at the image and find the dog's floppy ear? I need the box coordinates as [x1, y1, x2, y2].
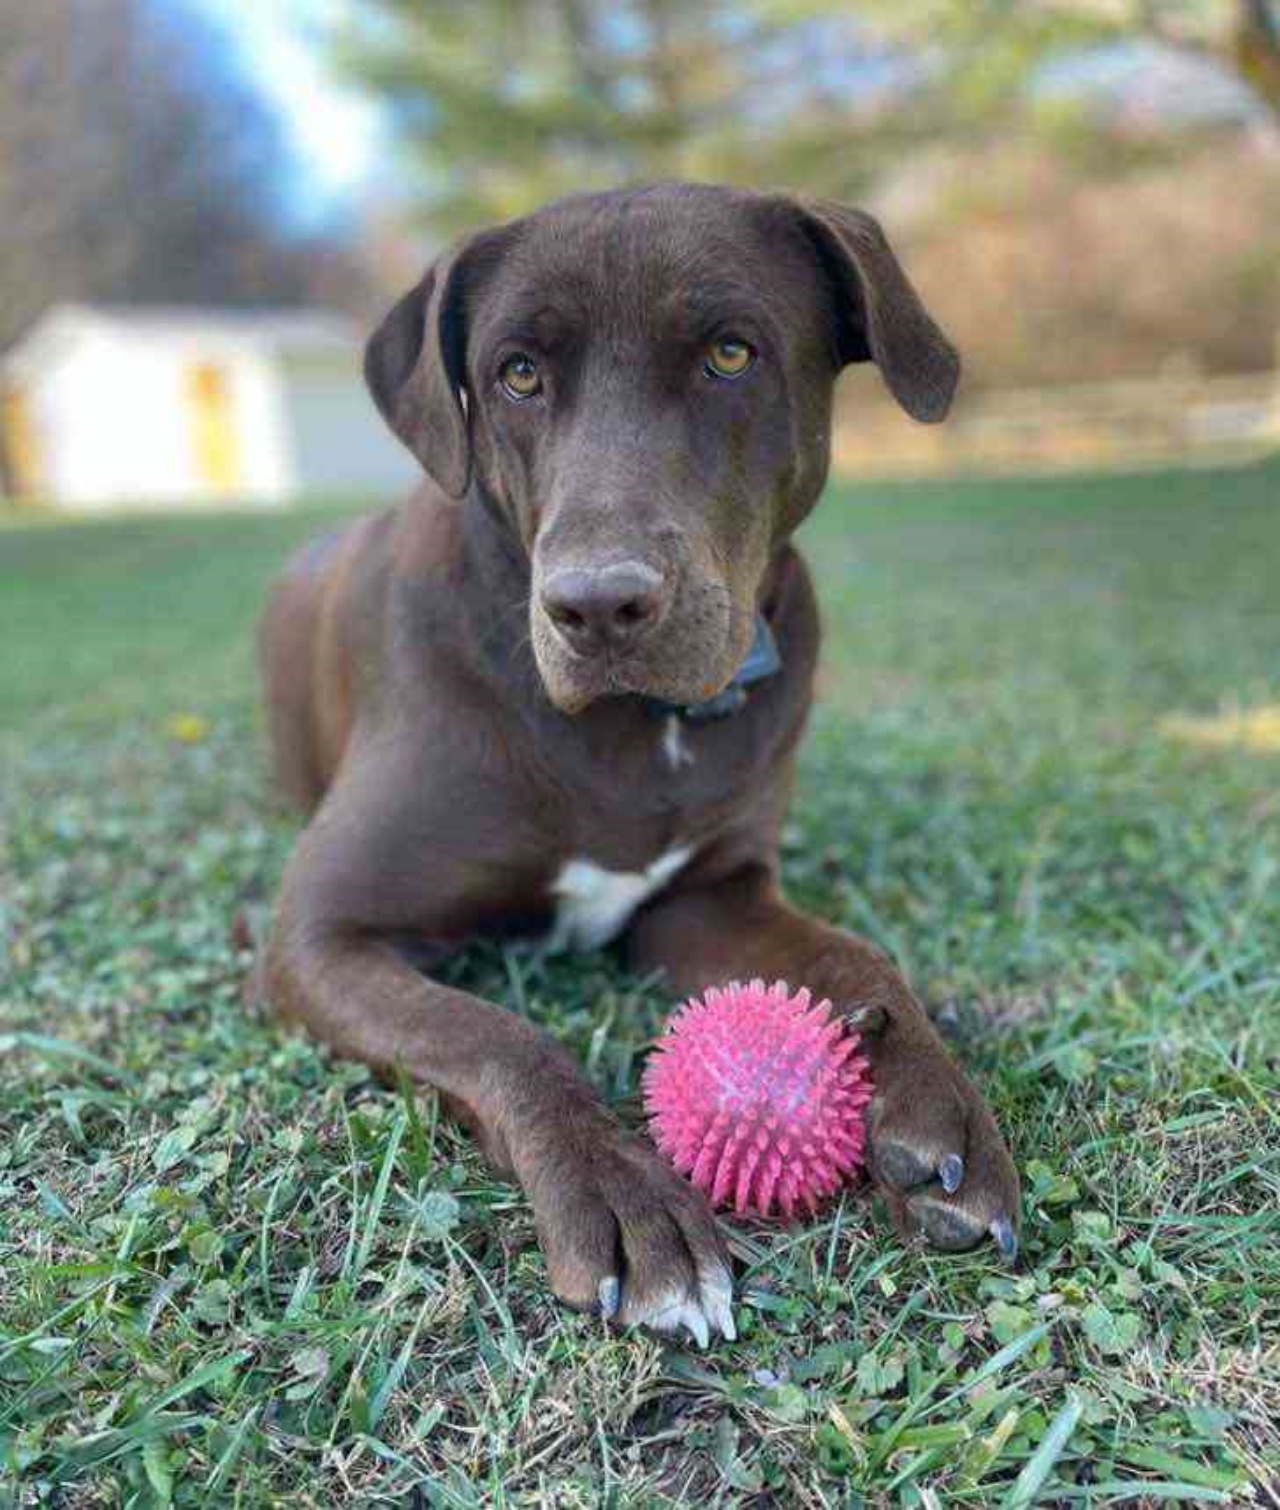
[788, 196, 960, 423]
[364, 228, 508, 498]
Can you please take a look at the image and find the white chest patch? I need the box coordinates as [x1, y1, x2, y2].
[547, 845, 694, 954]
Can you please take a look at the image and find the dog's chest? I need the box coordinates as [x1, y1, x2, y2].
[546, 846, 693, 953]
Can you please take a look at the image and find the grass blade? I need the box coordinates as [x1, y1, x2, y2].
[352, 1112, 406, 1281]
[1117, 1446, 1243, 1493]
[0, 1031, 140, 1087]
[1000, 1392, 1083, 1510]
[1081, 1483, 1232, 1503]
[203, 1405, 261, 1502]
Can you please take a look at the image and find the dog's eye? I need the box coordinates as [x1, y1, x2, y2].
[704, 337, 755, 381]
[500, 353, 541, 400]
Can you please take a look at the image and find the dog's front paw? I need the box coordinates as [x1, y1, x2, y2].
[864, 1026, 1020, 1261]
[522, 1120, 735, 1346]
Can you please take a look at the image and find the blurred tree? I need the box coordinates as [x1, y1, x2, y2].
[907, 138, 1280, 386]
[789, 0, 1280, 125]
[0, 0, 372, 348]
[1235, 0, 1280, 107]
[334, 0, 936, 233]
[334, 0, 1279, 386]
[337, 0, 1280, 240]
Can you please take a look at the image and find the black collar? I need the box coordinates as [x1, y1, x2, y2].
[647, 614, 782, 723]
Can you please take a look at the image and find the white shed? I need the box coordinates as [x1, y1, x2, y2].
[0, 304, 417, 509]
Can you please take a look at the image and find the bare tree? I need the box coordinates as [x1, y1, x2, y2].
[0, 0, 370, 348]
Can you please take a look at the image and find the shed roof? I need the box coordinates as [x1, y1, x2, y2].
[3, 303, 362, 379]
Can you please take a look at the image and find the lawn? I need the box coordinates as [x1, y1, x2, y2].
[2, 461, 1278, 1507]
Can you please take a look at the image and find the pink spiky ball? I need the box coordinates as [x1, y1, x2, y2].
[642, 979, 873, 1220]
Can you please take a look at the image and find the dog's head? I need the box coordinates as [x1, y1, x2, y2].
[367, 184, 957, 714]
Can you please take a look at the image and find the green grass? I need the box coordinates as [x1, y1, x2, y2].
[2, 462, 1278, 1507]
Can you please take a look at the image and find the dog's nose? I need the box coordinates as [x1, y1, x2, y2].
[541, 560, 665, 655]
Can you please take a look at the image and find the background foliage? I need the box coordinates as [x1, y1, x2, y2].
[330, 0, 1280, 387]
[2, 1, 1278, 386]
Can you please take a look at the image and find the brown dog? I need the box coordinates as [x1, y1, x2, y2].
[258, 183, 1019, 1346]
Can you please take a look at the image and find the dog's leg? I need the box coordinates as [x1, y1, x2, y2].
[262, 809, 735, 1345]
[629, 865, 1021, 1258]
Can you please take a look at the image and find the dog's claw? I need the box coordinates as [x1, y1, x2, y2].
[845, 1002, 888, 1038]
[626, 1257, 734, 1347]
[598, 1275, 621, 1320]
[696, 1259, 736, 1342]
[991, 1217, 1018, 1264]
[939, 1154, 964, 1195]
[648, 1298, 710, 1348]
